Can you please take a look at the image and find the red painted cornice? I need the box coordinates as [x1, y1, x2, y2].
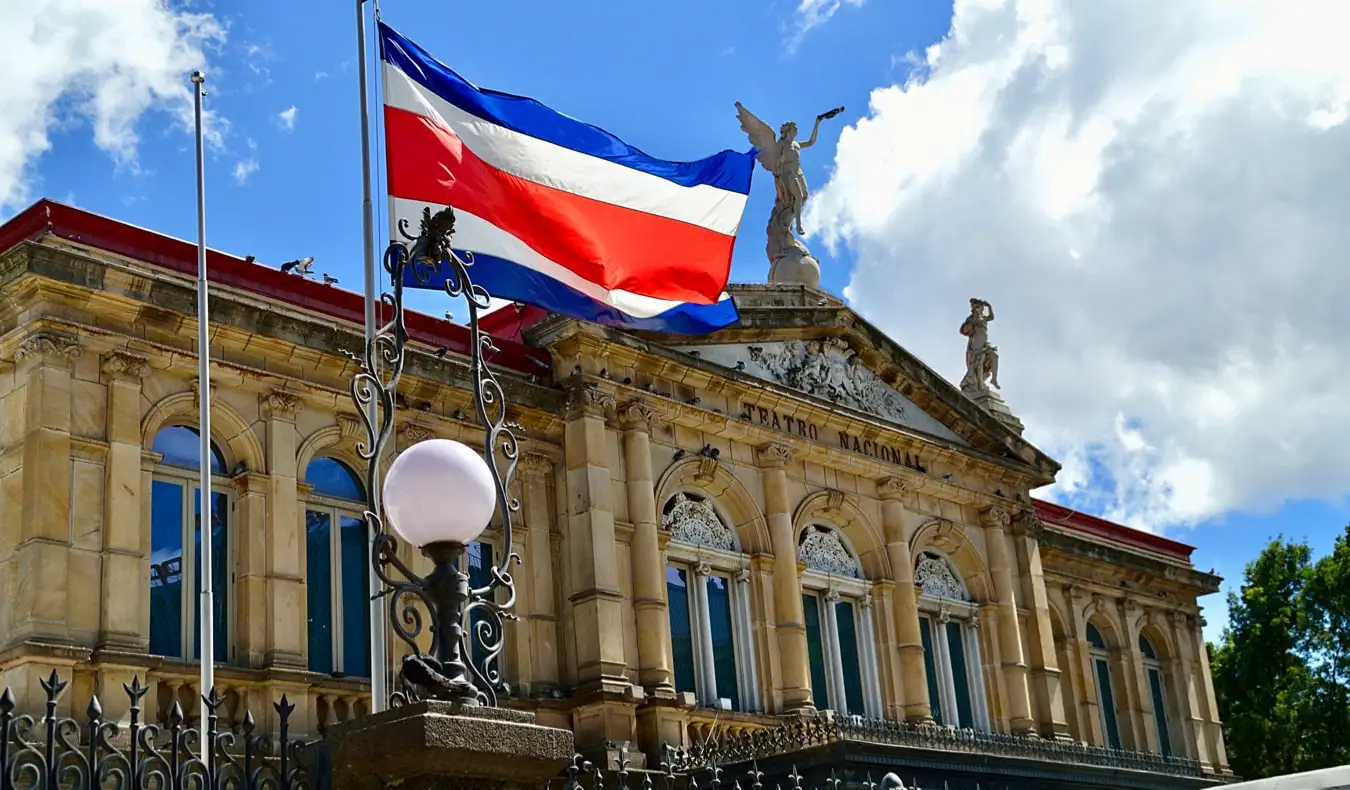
[0, 199, 550, 374]
[1033, 498, 1195, 562]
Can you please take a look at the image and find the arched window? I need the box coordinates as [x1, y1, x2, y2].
[304, 457, 371, 677]
[798, 525, 882, 719]
[1087, 622, 1123, 749]
[914, 551, 989, 730]
[149, 426, 231, 663]
[662, 492, 759, 712]
[1140, 633, 1172, 756]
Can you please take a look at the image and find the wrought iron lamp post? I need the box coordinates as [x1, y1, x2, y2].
[350, 206, 520, 709]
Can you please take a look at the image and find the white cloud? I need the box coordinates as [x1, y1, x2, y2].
[314, 71, 329, 82]
[809, 0, 1350, 532]
[790, 0, 864, 51]
[233, 138, 258, 184]
[0, 0, 226, 213]
[277, 105, 298, 132]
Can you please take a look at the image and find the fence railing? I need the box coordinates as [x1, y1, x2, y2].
[669, 715, 1212, 779]
[0, 671, 319, 790]
[562, 748, 910, 790]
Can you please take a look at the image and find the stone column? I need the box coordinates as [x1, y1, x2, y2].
[878, 478, 931, 723]
[563, 384, 637, 759]
[100, 352, 150, 651]
[519, 452, 561, 696]
[1191, 615, 1229, 771]
[858, 593, 883, 719]
[980, 506, 1034, 733]
[759, 443, 813, 710]
[1066, 587, 1104, 746]
[1119, 598, 1151, 752]
[1011, 513, 1071, 740]
[620, 399, 673, 696]
[1169, 611, 1215, 769]
[263, 391, 306, 669]
[693, 563, 718, 707]
[822, 588, 848, 714]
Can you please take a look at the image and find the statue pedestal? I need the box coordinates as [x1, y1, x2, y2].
[324, 701, 575, 790]
[966, 388, 1025, 435]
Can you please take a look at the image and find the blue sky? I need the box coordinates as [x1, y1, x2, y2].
[8, 0, 1350, 646]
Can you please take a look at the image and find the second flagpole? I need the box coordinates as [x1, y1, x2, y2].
[356, 0, 389, 713]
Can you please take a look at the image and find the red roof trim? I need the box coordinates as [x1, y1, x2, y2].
[0, 200, 549, 374]
[1033, 499, 1194, 562]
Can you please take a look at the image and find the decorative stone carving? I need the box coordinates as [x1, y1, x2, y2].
[14, 331, 82, 364]
[662, 493, 737, 552]
[877, 477, 909, 501]
[823, 489, 845, 516]
[959, 298, 1000, 395]
[567, 384, 616, 419]
[518, 452, 553, 480]
[979, 505, 1011, 531]
[746, 338, 914, 423]
[914, 552, 970, 602]
[1010, 513, 1045, 540]
[797, 525, 861, 579]
[1062, 584, 1081, 603]
[859, 593, 874, 611]
[824, 587, 842, 603]
[733, 567, 752, 585]
[398, 422, 434, 448]
[264, 390, 303, 419]
[756, 443, 795, 468]
[618, 399, 657, 430]
[190, 379, 217, 410]
[101, 351, 149, 380]
[1091, 593, 1105, 613]
[338, 414, 365, 442]
[695, 445, 720, 482]
[694, 561, 713, 578]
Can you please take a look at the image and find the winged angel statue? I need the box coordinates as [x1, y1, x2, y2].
[735, 102, 844, 285]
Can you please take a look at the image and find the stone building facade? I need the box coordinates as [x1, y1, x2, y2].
[0, 201, 1228, 786]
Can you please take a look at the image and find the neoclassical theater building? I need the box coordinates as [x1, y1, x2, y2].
[0, 200, 1229, 788]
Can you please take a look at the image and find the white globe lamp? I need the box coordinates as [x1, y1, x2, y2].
[382, 438, 496, 548]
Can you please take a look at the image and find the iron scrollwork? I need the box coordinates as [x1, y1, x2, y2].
[351, 206, 521, 707]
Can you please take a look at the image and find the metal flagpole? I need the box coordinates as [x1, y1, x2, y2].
[190, 69, 215, 763]
[356, 0, 389, 713]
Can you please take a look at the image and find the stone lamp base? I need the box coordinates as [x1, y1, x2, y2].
[324, 701, 575, 790]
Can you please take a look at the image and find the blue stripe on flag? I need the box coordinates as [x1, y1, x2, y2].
[405, 253, 740, 335]
[379, 22, 754, 195]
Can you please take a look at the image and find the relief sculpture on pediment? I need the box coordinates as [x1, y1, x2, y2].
[747, 338, 911, 423]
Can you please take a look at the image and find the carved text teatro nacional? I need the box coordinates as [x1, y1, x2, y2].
[0, 201, 1230, 789]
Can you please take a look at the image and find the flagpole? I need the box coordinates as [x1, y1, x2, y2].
[356, 0, 389, 713]
[191, 69, 215, 763]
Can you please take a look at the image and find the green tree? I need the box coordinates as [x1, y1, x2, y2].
[1210, 537, 1311, 778]
[1298, 524, 1350, 768]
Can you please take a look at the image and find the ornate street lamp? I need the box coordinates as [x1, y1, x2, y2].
[350, 206, 519, 708]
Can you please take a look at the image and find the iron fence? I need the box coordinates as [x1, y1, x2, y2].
[562, 748, 909, 790]
[0, 671, 318, 790]
[669, 716, 1210, 780]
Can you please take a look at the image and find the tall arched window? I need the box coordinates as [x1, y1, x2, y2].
[798, 525, 882, 719]
[1087, 623, 1123, 749]
[914, 550, 989, 730]
[662, 492, 759, 712]
[304, 457, 371, 677]
[1140, 633, 1172, 756]
[149, 426, 231, 663]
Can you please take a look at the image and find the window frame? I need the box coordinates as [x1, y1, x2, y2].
[663, 491, 760, 713]
[1087, 622, 1123, 750]
[303, 456, 371, 677]
[799, 564, 883, 719]
[914, 550, 990, 731]
[149, 427, 235, 664]
[1139, 633, 1172, 756]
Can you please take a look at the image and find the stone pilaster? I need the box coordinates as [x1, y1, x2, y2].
[1169, 610, 1215, 770]
[1011, 513, 1071, 740]
[980, 506, 1034, 733]
[234, 471, 269, 667]
[1117, 597, 1149, 752]
[100, 352, 150, 650]
[13, 331, 81, 647]
[878, 477, 932, 723]
[759, 443, 813, 711]
[1064, 585, 1103, 746]
[518, 451, 561, 696]
[620, 399, 673, 696]
[263, 390, 305, 668]
[1192, 614, 1229, 771]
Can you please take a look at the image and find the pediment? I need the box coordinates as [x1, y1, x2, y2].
[672, 339, 968, 446]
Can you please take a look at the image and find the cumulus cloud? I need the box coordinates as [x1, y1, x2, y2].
[0, 0, 226, 213]
[809, 0, 1350, 531]
[790, 0, 864, 51]
[233, 138, 258, 184]
[277, 105, 298, 132]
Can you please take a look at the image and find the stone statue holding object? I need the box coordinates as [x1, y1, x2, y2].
[735, 102, 845, 287]
[960, 298, 1000, 394]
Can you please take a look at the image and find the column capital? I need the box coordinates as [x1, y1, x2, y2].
[1061, 583, 1082, 603]
[518, 452, 553, 480]
[1010, 512, 1045, 539]
[191, 379, 217, 409]
[263, 389, 304, 421]
[825, 586, 842, 603]
[617, 398, 657, 431]
[13, 330, 81, 367]
[397, 421, 435, 451]
[877, 477, 910, 501]
[859, 592, 874, 611]
[694, 561, 713, 578]
[756, 443, 795, 468]
[979, 505, 1011, 531]
[101, 351, 150, 381]
[566, 383, 616, 420]
[733, 567, 752, 585]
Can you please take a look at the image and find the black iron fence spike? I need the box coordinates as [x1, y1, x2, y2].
[87, 693, 103, 720]
[0, 686, 14, 713]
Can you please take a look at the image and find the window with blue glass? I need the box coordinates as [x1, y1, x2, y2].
[1087, 623, 1122, 749]
[1140, 633, 1172, 756]
[463, 539, 495, 676]
[149, 426, 230, 663]
[915, 551, 988, 730]
[666, 563, 750, 711]
[801, 594, 831, 711]
[304, 457, 370, 678]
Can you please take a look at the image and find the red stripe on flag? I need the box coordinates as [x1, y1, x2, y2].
[383, 106, 733, 306]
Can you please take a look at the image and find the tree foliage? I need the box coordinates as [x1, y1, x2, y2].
[1210, 525, 1350, 777]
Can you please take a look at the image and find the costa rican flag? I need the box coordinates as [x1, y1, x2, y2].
[379, 23, 750, 334]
